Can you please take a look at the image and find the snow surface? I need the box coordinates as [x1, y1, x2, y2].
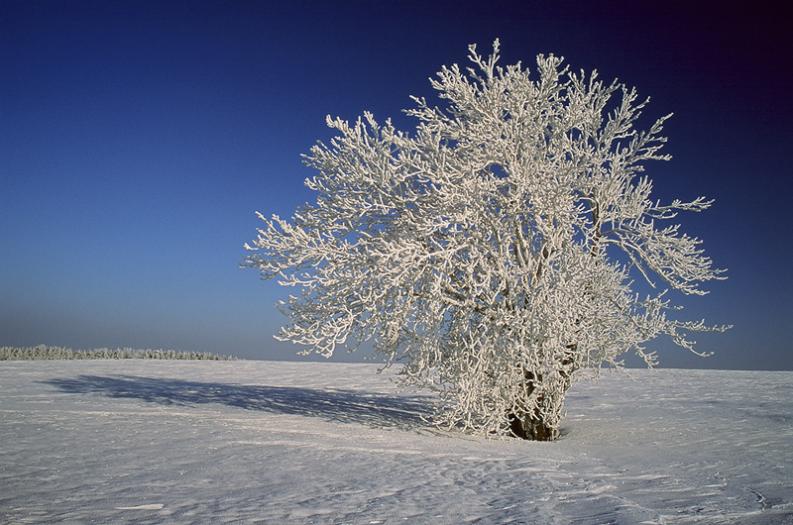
[1, 360, 791, 524]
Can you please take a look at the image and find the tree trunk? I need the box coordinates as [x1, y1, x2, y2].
[508, 409, 558, 441]
[507, 354, 575, 441]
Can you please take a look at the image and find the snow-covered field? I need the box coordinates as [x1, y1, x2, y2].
[1, 360, 791, 524]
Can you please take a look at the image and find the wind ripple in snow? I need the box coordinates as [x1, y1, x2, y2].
[1, 361, 792, 524]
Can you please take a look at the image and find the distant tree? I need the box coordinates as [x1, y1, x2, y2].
[0, 345, 235, 361]
[245, 41, 728, 440]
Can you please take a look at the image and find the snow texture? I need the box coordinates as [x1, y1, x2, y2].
[1, 360, 791, 524]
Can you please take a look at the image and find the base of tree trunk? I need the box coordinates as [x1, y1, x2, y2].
[508, 413, 558, 441]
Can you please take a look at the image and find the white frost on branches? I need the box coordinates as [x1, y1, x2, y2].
[245, 40, 729, 439]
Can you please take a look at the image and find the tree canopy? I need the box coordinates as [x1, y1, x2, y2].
[245, 40, 728, 440]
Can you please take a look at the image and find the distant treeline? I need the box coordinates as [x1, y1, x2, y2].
[0, 345, 237, 361]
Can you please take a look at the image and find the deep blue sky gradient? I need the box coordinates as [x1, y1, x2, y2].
[1, 1, 791, 368]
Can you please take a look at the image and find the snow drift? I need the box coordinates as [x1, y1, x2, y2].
[1, 360, 791, 524]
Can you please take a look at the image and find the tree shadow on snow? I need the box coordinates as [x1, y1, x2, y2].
[42, 375, 435, 431]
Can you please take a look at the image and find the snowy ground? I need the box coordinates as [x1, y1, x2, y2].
[1, 360, 791, 524]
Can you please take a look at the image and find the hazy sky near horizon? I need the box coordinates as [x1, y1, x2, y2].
[1, 1, 791, 369]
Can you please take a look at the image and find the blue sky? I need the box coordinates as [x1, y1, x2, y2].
[1, 1, 790, 368]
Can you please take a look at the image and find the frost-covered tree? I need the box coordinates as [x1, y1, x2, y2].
[245, 40, 728, 440]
